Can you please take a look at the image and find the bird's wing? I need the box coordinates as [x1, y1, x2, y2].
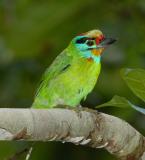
[35, 50, 72, 97]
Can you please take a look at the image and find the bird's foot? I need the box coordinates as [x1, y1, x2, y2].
[77, 105, 82, 109]
[73, 105, 83, 118]
[74, 106, 99, 118]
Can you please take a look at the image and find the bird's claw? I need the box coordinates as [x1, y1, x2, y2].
[73, 105, 83, 118]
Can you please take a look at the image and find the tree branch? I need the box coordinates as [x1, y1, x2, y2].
[0, 108, 144, 160]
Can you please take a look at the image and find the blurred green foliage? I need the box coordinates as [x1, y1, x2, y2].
[0, 0, 145, 159]
[96, 68, 145, 113]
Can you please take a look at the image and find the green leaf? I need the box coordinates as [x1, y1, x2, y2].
[121, 68, 145, 102]
[96, 95, 145, 115]
[96, 95, 131, 108]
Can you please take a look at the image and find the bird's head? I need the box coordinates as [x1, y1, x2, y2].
[70, 29, 116, 63]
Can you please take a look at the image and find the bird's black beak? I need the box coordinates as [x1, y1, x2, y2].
[98, 38, 117, 48]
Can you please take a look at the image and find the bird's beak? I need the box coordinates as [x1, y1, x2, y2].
[97, 38, 117, 48]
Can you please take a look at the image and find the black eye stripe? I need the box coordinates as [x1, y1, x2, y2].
[76, 37, 88, 44]
[76, 37, 96, 44]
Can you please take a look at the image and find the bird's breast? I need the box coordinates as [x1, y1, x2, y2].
[62, 58, 101, 91]
[48, 58, 101, 107]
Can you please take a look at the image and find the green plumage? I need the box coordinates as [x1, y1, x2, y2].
[32, 29, 115, 108]
[32, 48, 101, 108]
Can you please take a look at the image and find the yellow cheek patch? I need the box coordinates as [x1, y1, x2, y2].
[92, 48, 104, 56]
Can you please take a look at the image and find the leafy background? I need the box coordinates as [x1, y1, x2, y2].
[0, 0, 145, 159]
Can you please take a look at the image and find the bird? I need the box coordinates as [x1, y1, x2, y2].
[32, 29, 116, 109]
[22, 30, 116, 160]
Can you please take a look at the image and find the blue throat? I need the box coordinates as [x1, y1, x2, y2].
[73, 40, 101, 63]
[80, 50, 101, 63]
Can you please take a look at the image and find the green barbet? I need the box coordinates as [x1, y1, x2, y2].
[32, 29, 116, 108]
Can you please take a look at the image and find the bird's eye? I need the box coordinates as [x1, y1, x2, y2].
[86, 40, 94, 46]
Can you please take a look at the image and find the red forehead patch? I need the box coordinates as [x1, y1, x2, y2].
[96, 35, 105, 45]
